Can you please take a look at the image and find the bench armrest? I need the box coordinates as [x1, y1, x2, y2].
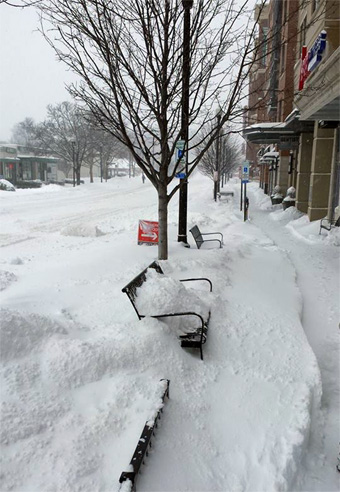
[201, 231, 223, 243]
[147, 311, 204, 328]
[179, 277, 213, 292]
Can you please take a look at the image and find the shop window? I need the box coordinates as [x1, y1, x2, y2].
[22, 162, 32, 180]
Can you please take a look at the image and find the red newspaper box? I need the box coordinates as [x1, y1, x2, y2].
[138, 220, 159, 245]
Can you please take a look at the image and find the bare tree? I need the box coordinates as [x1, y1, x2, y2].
[35, 101, 92, 184]
[198, 127, 240, 182]
[11, 117, 39, 149]
[0, 0, 39, 6]
[38, 0, 262, 259]
[85, 123, 132, 182]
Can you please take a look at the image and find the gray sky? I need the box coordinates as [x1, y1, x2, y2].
[0, 4, 77, 142]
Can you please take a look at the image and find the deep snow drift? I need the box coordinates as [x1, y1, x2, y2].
[0, 174, 338, 491]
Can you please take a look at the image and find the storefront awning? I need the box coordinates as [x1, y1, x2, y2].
[243, 111, 314, 145]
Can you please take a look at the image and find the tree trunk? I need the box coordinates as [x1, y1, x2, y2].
[76, 166, 81, 185]
[158, 180, 168, 260]
[89, 159, 94, 183]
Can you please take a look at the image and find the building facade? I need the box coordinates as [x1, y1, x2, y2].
[0, 144, 63, 185]
[244, 0, 340, 222]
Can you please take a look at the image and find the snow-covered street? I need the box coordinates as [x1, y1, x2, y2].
[0, 174, 339, 491]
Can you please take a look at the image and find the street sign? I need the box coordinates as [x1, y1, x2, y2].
[242, 161, 249, 183]
[176, 172, 186, 179]
[176, 139, 186, 165]
[138, 220, 159, 245]
[176, 140, 185, 150]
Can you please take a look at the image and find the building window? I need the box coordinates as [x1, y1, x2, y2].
[280, 40, 286, 74]
[312, 0, 320, 13]
[278, 99, 282, 121]
[261, 27, 268, 67]
[282, 0, 288, 23]
[299, 16, 307, 54]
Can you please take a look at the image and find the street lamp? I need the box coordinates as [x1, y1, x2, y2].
[178, 0, 193, 245]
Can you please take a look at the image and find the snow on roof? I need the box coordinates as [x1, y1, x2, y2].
[108, 158, 130, 169]
[284, 108, 300, 123]
[245, 122, 287, 131]
[17, 154, 60, 160]
[260, 151, 280, 161]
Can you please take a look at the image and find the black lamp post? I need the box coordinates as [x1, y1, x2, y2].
[177, 0, 193, 245]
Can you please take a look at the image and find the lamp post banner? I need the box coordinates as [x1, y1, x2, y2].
[138, 220, 159, 245]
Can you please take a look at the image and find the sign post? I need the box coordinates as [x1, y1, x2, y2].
[241, 162, 249, 221]
[137, 220, 159, 245]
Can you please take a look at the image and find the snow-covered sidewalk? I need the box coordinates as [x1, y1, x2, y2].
[0, 175, 338, 491]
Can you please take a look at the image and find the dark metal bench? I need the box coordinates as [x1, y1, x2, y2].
[319, 216, 340, 234]
[119, 379, 170, 491]
[189, 225, 223, 249]
[122, 261, 212, 360]
[217, 191, 234, 199]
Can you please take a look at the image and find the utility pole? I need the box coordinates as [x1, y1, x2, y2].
[178, 0, 193, 245]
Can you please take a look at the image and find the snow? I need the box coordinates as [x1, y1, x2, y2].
[0, 179, 16, 192]
[135, 269, 211, 333]
[245, 122, 287, 130]
[0, 175, 339, 492]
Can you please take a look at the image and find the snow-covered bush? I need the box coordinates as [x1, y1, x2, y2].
[0, 179, 16, 191]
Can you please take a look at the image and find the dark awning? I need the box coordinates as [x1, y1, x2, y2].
[243, 111, 314, 144]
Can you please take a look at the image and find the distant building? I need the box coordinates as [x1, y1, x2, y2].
[0, 144, 63, 185]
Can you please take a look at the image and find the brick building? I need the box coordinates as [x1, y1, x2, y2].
[244, 0, 339, 223]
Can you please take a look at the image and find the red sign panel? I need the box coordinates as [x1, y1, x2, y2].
[299, 46, 309, 91]
[138, 220, 159, 245]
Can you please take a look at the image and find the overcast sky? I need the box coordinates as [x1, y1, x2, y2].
[0, 4, 77, 142]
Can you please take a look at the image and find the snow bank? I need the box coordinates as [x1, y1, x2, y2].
[286, 214, 340, 246]
[0, 309, 66, 363]
[0, 175, 327, 492]
[249, 185, 273, 210]
[270, 206, 304, 222]
[10, 257, 24, 265]
[0, 270, 17, 291]
[61, 223, 106, 237]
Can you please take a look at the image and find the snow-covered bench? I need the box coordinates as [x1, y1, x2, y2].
[218, 191, 234, 200]
[319, 216, 340, 234]
[189, 225, 223, 249]
[119, 379, 170, 490]
[122, 261, 212, 360]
